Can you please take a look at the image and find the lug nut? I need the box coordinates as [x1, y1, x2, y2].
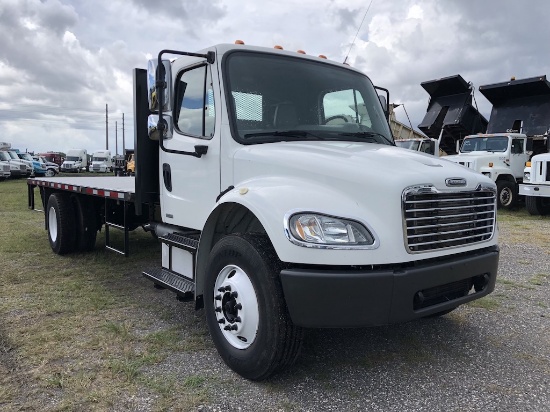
[224, 285, 232, 291]
[215, 294, 222, 301]
[231, 291, 238, 298]
[215, 307, 222, 313]
[231, 324, 238, 331]
[235, 303, 242, 310]
[235, 316, 241, 323]
[218, 318, 225, 324]
[218, 287, 225, 292]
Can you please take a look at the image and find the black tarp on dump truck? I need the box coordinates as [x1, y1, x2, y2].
[418, 75, 488, 155]
[479, 75, 550, 138]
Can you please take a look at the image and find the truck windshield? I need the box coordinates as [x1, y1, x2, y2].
[0, 152, 10, 161]
[461, 136, 508, 153]
[66, 156, 79, 161]
[19, 153, 33, 161]
[93, 157, 107, 161]
[224, 51, 393, 145]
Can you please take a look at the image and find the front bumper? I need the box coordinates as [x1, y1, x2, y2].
[280, 246, 499, 327]
[519, 183, 550, 197]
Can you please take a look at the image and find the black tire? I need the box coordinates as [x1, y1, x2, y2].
[73, 195, 98, 252]
[525, 196, 550, 216]
[47, 193, 76, 255]
[496, 180, 518, 209]
[205, 234, 303, 381]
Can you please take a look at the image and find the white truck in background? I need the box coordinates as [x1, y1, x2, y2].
[0, 143, 31, 177]
[90, 150, 113, 173]
[519, 153, 550, 215]
[444, 75, 550, 209]
[0, 151, 12, 180]
[61, 149, 88, 173]
[27, 42, 500, 380]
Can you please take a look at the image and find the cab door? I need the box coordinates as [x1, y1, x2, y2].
[159, 58, 220, 230]
[510, 138, 529, 179]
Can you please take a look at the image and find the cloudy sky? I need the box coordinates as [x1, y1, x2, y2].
[1, 0, 549, 154]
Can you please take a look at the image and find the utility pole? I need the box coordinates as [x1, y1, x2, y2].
[105, 104, 109, 150]
[115, 121, 118, 156]
[122, 113, 125, 155]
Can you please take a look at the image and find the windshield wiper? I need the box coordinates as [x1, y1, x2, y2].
[243, 130, 324, 140]
[336, 131, 394, 145]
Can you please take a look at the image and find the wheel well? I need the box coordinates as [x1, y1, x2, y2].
[195, 203, 268, 305]
[496, 175, 516, 184]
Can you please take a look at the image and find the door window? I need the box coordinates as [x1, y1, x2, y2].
[174, 65, 216, 138]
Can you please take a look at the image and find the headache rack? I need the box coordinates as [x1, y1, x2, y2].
[403, 185, 496, 253]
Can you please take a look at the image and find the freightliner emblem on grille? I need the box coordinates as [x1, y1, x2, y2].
[445, 178, 467, 187]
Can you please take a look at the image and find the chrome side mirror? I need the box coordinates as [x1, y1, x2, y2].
[148, 114, 173, 140]
[378, 95, 388, 113]
[147, 59, 172, 112]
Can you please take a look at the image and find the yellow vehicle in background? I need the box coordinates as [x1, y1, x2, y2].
[126, 153, 135, 176]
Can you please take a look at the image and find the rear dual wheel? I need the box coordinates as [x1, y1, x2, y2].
[205, 235, 303, 380]
[47, 193, 98, 255]
[47, 193, 76, 255]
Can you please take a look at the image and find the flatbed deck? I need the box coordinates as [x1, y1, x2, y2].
[27, 176, 135, 201]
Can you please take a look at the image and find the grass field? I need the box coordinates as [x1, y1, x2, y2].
[1, 177, 549, 411]
[0, 178, 211, 411]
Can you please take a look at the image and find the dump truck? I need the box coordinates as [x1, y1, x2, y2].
[445, 75, 550, 209]
[27, 42, 499, 380]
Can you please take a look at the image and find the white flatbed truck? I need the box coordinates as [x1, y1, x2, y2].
[27, 42, 500, 380]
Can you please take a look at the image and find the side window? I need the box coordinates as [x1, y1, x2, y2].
[174, 65, 216, 138]
[511, 139, 523, 154]
[323, 89, 365, 126]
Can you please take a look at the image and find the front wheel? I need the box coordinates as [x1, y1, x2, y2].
[525, 196, 550, 216]
[205, 235, 303, 381]
[496, 180, 518, 209]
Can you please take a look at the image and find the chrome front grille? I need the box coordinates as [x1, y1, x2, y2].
[403, 185, 496, 253]
[532, 160, 550, 183]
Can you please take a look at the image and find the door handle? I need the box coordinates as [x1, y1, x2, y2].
[162, 163, 172, 192]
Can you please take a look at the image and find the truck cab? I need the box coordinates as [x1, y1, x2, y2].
[4, 150, 31, 177]
[0, 151, 12, 179]
[18, 152, 47, 177]
[90, 150, 113, 173]
[446, 133, 530, 208]
[520, 149, 550, 215]
[61, 149, 88, 172]
[134, 43, 499, 378]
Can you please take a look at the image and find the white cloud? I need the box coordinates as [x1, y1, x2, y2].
[1, 0, 550, 153]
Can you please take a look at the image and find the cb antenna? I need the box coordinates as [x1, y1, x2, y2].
[344, 0, 375, 64]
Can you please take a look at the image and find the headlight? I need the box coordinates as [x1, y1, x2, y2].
[524, 172, 530, 182]
[286, 213, 375, 248]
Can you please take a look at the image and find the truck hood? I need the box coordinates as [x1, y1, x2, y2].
[233, 141, 491, 191]
[230, 141, 497, 265]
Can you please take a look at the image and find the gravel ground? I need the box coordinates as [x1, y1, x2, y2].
[126, 218, 550, 412]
